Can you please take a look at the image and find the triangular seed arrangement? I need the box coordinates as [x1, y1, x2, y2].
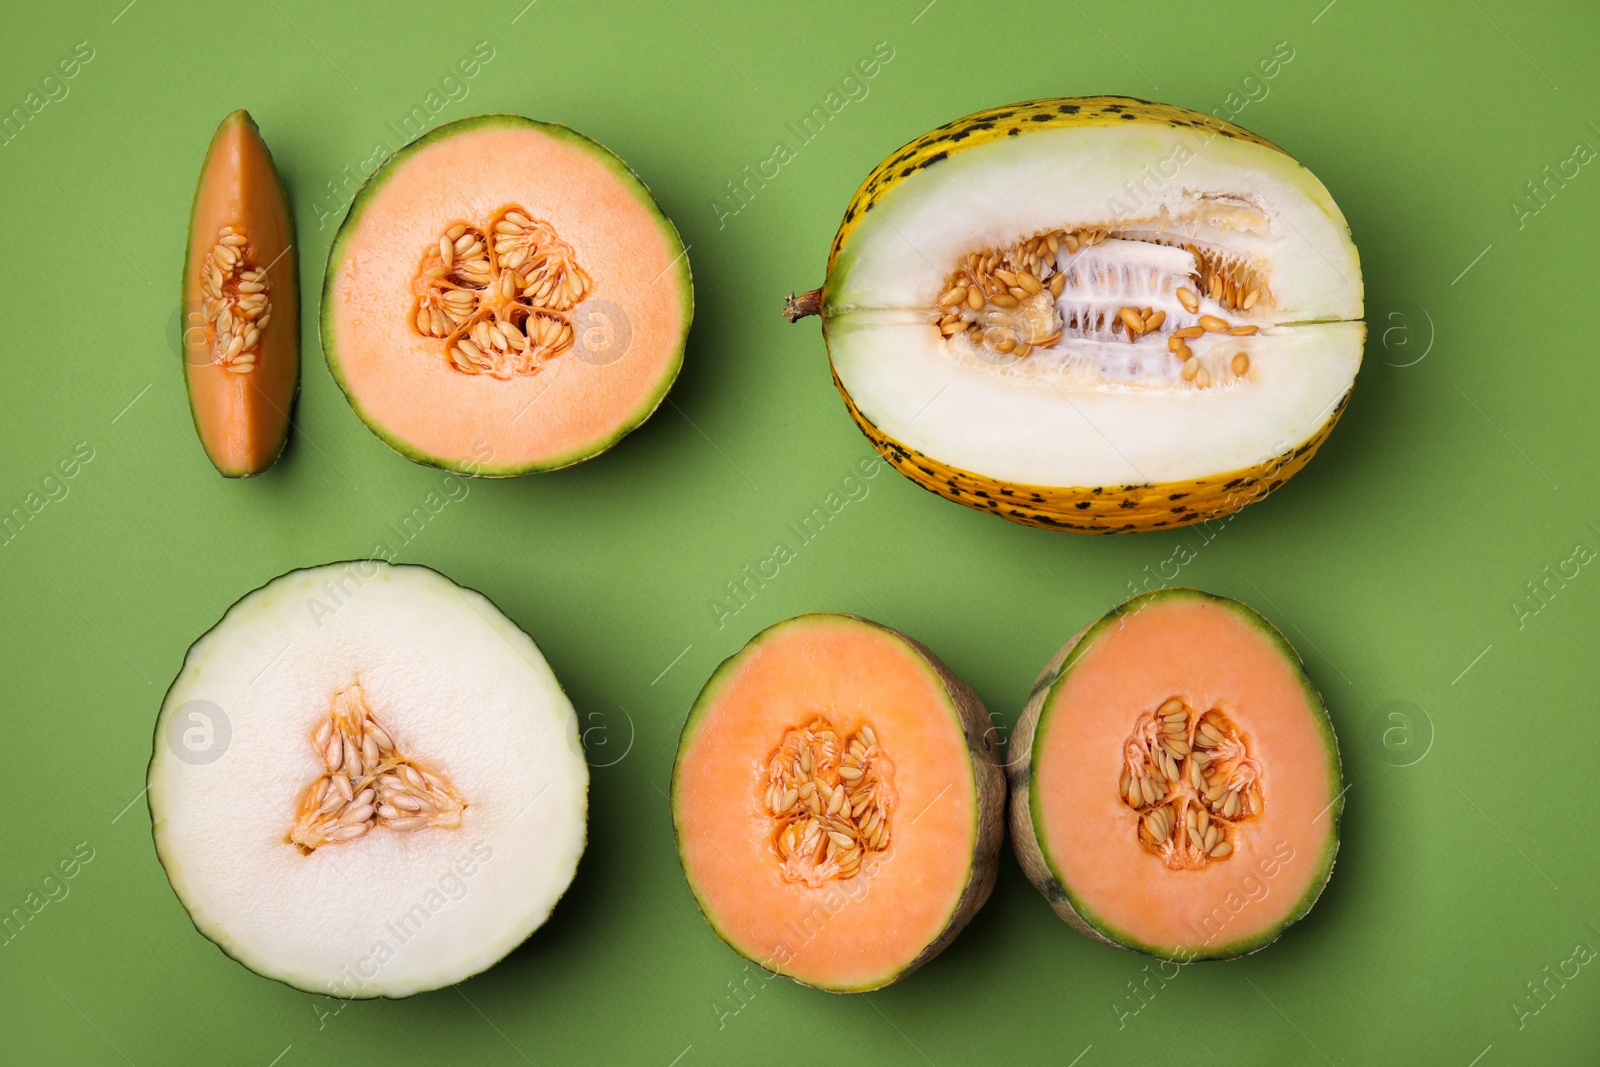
[288, 683, 465, 853]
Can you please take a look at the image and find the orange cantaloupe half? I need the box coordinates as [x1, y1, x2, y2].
[1009, 588, 1343, 959]
[182, 110, 299, 477]
[321, 115, 691, 475]
[672, 614, 1005, 992]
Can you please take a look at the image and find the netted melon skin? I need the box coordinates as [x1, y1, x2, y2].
[1005, 590, 1344, 961]
[671, 615, 1006, 992]
[892, 626, 1007, 981]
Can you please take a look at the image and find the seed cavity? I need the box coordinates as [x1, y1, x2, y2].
[195, 226, 271, 374]
[410, 206, 592, 380]
[1119, 698, 1263, 869]
[929, 222, 1273, 389]
[763, 717, 895, 887]
[288, 683, 465, 853]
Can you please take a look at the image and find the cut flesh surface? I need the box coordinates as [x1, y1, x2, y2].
[322, 115, 692, 474]
[149, 562, 588, 997]
[182, 110, 298, 477]
[1009, 588, 1341, 959]
[819, 98, 1363, 517]
[673, 614, 1003, 991]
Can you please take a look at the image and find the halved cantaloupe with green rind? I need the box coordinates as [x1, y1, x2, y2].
[1008, 588, 1342, 959]
[182, 110, 299, 477]
[322, 114, 692, 475]
[788, 97, 1364, 532]
[672, 614, 1004, 991]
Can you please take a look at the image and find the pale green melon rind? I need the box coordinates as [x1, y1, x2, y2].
[183, 110, 299, 478]
[319, 113, 693, 476]
[146, 560, 589, 998]
[1021, 587, 1342, 961]
[671, 613, 997, 993]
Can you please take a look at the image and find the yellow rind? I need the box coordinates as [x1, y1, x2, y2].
[833, 364, 1349, 533]
[827, 96, 1284, 275]
[820, 95, 1351, 533]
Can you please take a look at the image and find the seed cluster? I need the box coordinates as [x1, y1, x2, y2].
[1189, 242, 1267, 313]
[764, 718, 893, 887]
[411, 206, 592, 380]
[1118, 698, 1263, 869]
[197, 226, 271, 375]
[933, 227, 1271, 388]
[288, 684, 465, 853]
[935, 230, 1088, 357]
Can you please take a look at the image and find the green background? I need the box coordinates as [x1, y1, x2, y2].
[2, 0, 1597, 1063]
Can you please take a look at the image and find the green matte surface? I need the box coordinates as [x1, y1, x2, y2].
[2, 1, 1598, 1063]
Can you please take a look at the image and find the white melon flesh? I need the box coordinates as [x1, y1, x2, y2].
[149, 562, 587, 998]
[827, 120, 1364, 487]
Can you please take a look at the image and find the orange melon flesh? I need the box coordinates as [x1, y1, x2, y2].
[183, 111, 298, 477]
[322, 116, 691, 474]
[673, 615, 1002, 991]
[1016, 589, 1341, 959]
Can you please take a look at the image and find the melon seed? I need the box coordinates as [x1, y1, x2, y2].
[288, 683, 466, 853]
[763, 717, 893, 887]
[198, 226, 272, 375]
[1118, 698, 1263, 868]
[410, 206, 591, 379]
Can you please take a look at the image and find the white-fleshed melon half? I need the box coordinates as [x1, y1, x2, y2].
[149, 561, 587, 998]
[791, 97, 1364, 532]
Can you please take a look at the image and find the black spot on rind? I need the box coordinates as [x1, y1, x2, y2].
[966, 120, 998, 133]
[1103, 104, 1125, 112]
[1168, 492, 1188, 500]
[1075, 501, 1091, 510]
[1057, 103, 1080, 114]
[1119, 499, 1136, 509]
[918, 150, 948, 169]
[1120, 113, 1136, 120]
[1028, 113, 1052, 122]
[1171, 506, 1188, 514]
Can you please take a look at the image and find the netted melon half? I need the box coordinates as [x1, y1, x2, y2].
[322, 115, 692, 475]
[787, 97, 1364, 532]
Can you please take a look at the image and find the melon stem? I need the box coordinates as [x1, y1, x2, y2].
[783, 288, 823, 322]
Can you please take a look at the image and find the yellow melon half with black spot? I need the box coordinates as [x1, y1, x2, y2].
[787, 97, 1364, 533]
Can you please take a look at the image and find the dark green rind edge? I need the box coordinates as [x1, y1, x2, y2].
[146, 559, 590, 999]
[182, 110, 300, 479]
[1021, 587, 1343, 961]
[669, 613, 995, 994]
[318, 114, 694, 477]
